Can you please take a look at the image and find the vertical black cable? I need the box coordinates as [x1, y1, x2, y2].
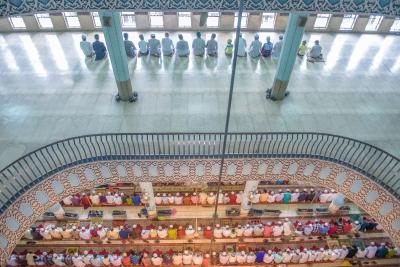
[210, 0, 244, 249]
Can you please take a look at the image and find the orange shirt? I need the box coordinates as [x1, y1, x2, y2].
[142, 257, 151, 267]
[202, 258, 209, 266]
[183, 196, 191, 205]
[122, 256, 131, 266]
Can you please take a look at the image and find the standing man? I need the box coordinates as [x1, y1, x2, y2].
[206, 33, 218, 57]
[123, 32, 136, 58]
[148, 33, 161, 57]
[236, 33, 247, 57]
[161, 32, 175, 56]
[80, 34, 94, 58]
[92, 34, 107, 61]
[272, 35, 283, 59]
[192, 32, 206, 56]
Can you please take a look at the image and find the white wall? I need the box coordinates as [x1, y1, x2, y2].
[0, 12, 398, 34]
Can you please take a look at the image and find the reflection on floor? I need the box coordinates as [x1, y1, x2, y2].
[0, 32, 400, 168]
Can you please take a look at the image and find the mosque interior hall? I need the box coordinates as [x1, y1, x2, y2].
[0, 0, 400, 266]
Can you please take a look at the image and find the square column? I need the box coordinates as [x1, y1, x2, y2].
[271, 13, 308, 100]
[99, 11, 133, 101]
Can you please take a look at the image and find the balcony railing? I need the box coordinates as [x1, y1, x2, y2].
[0, 133, 399, 214]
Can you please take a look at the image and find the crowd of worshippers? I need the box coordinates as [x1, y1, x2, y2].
[8, 242, 399, 266]
[61, 188, 339, 209]
[23, 216, 381, 242]
[79, 32, 323, 61]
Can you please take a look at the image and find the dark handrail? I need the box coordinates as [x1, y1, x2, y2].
[0, 132, 399, 214]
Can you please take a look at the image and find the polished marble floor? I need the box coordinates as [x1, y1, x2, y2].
[0, 31, 400, 168]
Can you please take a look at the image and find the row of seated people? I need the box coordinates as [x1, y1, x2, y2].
[8, 243, 399, 267]
[24, 217, 380, 242]
[62, 188, 337, 208]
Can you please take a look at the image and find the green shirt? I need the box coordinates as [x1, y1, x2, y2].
[283, 192, 292, 204]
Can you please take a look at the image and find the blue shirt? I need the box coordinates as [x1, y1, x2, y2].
[92, 40, 107, 60]
[119, 229, 129, 239]
[319, 225, 329, 234]
[130, 255, 139, 264]
[132, 195, 141, 205]
[255, 251, 265, 263]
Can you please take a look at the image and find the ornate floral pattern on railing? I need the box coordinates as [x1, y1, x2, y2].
[1, 0, 399, 17]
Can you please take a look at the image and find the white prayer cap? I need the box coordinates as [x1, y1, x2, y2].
[153, 253, 157, 257]
[296, 249, 300, 253]
[197, 227, 202, 231]
[163, 193, 167, 196]
[324, 222, 329, 226]
[193, 192, 197, 195]
[115, 193, 119, 197]
[246, 224, 250, 227]
[157, 193, 160, 196]
[331, 189, 335, 193]
[188, 225, 193, 229]
[98, 224, 102, 228]
[310, 188, 314, 191]
[82, 192, 86, 196]
[216, 224, 220, 228]
[120, 193, 124, 196]
[231, 191, 235, 194]
[185, 193, 189, 196]
[279, 189, 282, 192]
[133, 224, 137, 228]
[107, 191, 111, 195]
[205, 254, 210, 258]
[207, 226, 211, 230]
[169, 225, 173, 228]
[74, 252, 79, 256]
[267, 222, 272, 226]
[158, 226, 162, 230]
[286, 189, 290, 192]
[355, 221, 360, 225]
[295, 189, 299, 192]
[304, 248, 308, 251]
[72, 226, 77, 230]
[176, 192, 180, 196]
[285, 218, 289, 222]
[381, 243, 385, 246]
[286, 248, 291, 252]
[43, 252, 47, 255]
[241, 251, 246, 255]
[324, 189, 328, 193]
[278, 221, 282, 225]
[268, 250, 272, 254]
[225, 225, 229, 228]
[210, 192, 214, 196]
[222, 252, 227, 256]
[81, 226, 86, 230]
[370, 242, 375, 246]
[84, 250, 88, 255]
[320, 248, 324, 251]
[184, 250, 188, 255]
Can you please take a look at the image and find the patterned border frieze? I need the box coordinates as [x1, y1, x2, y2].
[0, 158, 399, 263]
[2, 0, 400, 17]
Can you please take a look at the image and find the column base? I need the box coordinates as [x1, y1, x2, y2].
[270, 79, 289, 101]
[116, 79, 133, 101]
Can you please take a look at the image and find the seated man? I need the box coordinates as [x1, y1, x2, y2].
[162, 32, 174, 56]
[261, 36, 273, 57]
[192, 32, 206, 56]
[308, 40, 323, 61]
[298, 40, 307, 57]
[138, 34, 149, 56]
[80, 34, 94, 58]
[92, 34, 107, 61]
[148, 33, 161, 57]
[123, 32, 136, 58]
[206, 33, 218, 57]
[176, 34, 190, 57]
[249, 34, 262, 58]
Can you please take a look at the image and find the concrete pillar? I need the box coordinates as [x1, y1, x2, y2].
[304, 14, 316, 31]
[275, 13, 288, 31]
[51, 13, 67, 31]
[353, 15, 369, 32]
[78, 12, 95, 31]
[99, 11, 133, 101]
[271, 13, 308, 100]
[240, 180, 259, 213]
[247, 12, 262, 30]
[139, 182, 156, 214]
[0, 18, 12, 32]
[163, 12, 178, 29]
[327, 15, 343, 32]
[135, 12, 150, 30]
[220, 12, 234, 29]
[22, 15, 40, 31]
[378, 17, 395, 33]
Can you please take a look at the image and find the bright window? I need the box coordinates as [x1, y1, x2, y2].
[365, 15, 383, 31]
[8, 16, 26, 29]
[260, 13, 276, 29]
[390, 17, 400, 32]
[340, 14, 357, 30]
[35, 13, 53, 29]
[121, 12, 136, 28]
[207, 12, 220, 28]
[149, 12, 163, 27]
[63, 12, 80, 28]
[91, 12, 101, 28]
[178, 12, 191, 28]
[234, 12, 248, 28]
[314, 14, 331, 29]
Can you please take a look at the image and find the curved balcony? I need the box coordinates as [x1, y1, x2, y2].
[1, 132, 399, 215]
